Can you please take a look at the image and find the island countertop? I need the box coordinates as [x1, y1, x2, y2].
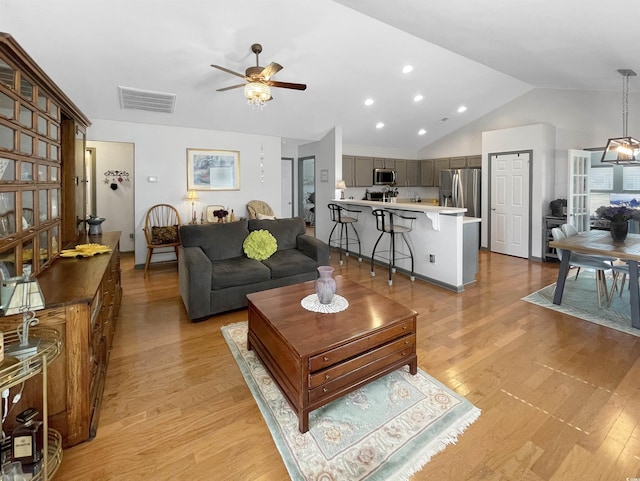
[333, 199, 467, 215]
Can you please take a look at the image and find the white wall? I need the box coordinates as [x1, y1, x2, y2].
[87, 140, 135, 252]
[482, 124, 556, 258]
[299, 127, 341, 243]
[87, 119, 282, 266]
[419, 88, 639, 200]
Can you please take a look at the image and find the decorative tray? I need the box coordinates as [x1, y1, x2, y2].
[60, 243, 112, 258]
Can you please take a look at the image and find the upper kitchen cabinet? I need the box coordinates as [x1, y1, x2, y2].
[449, 157, 467, 168]
[0, 33, 90, 277]
[342, 155, 355, 187]
[420, 159, 434, 186]
[354, 156, 373, 187]
[466, 155, 482, 168]
[433, 158, 450, 187]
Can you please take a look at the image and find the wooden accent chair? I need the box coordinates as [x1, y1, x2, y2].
[246, 200, 275, 220]
[143, 204, 181, 277]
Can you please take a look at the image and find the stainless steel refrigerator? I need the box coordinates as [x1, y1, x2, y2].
[439, 168, 481, 217]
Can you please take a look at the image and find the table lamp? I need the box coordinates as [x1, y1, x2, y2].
[186, 190, 199, 224]
[3, 275, 45, 359]
[336, 180, 347, 199]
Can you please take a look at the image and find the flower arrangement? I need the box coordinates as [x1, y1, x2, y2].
[595, 205, 640, 223]
[383, 186, 399, 197]
[213, 209, 228, 219]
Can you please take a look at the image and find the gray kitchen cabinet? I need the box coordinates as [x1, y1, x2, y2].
[406, 160, 419, 186]
[433, 158, 450, 187]
[449, 157, 467, 168]
[394, 159, 407, 185]
[342, 155, 355, 187]
[354, 156, 374, 186]
[466, 155, 482, 168]
[420, 159, 434, 186]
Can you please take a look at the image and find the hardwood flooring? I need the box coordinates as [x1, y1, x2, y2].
[54, 250, 640, 480]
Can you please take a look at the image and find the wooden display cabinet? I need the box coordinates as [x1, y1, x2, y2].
[0, 232, 122, 448]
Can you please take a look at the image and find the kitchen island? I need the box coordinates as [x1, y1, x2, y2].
[333, 199, 480, 291]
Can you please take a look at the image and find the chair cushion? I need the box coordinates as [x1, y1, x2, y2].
[243, 230, 277, 261]
[211, 257, 271, 289]
[261, 249, 318, 278]
[151, 225, 178, 244]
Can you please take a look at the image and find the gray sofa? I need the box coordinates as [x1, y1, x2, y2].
[179, 217, 329, 321]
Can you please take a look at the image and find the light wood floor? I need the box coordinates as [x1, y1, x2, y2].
[54, 249, 640, 480]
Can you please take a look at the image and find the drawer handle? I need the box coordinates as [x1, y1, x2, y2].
[402, 326, 407, 330]
[323, 356, 329, 362]
[404, 340, 409, 345]
[323, 387, 328, 393]
[325, 374, 330, 380]
[402, 351, 407, 356]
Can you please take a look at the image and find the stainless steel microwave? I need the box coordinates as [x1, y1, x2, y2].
[373, 168, 396, 185]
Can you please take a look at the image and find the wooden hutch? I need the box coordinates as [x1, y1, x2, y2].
[0, 32, 122, 449]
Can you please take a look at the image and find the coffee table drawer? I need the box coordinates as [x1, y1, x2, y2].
[308, 343, 416, 403]
[308, 334, 415, 389]
[309, 319, 415, 372]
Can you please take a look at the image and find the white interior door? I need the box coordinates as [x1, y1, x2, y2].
[281, 158, 293, 218]
[567, 149, 591, 232]
[490, 152, 530, 258]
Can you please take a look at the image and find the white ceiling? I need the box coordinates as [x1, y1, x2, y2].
[1, 0, 638, 151]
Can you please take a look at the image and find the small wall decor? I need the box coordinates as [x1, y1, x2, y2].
[103, 170, 131, 190]
[187, 149, 240, 191]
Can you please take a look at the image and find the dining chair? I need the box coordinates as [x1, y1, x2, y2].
[143, 204, 181, 277]
[551, 227, 612, 307]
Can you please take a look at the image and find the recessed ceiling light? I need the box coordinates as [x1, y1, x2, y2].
[376, 122, 385, 129]
[457, 105, 467, 113]
[364, 98, 374, 106]
[418, 129, 427, 135]
[402, 65, 413, 74]
[413, 94, 423, 102]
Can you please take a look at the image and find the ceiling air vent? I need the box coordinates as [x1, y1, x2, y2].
[118, 86, 176, 114]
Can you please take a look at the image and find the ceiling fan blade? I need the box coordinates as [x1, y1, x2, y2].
[267, 80, 307, 91]
[260, 62, 283, 80]
[217, 83, 246, 92]
[211, 64, 247, 80]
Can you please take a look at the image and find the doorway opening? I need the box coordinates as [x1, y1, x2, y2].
[299, 156, 315, 236]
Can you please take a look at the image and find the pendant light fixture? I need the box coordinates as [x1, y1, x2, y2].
[601, 69, 640, 164]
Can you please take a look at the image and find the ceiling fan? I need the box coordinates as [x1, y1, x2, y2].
[212, 43, 307, 108]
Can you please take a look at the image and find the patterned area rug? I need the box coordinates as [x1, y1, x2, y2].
[522, 272, 640, 337]
[221, 322, 481, 481]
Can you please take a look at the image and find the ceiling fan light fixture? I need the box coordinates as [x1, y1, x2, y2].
[244, 82, 271, 109]
[602, 69, 640, 164]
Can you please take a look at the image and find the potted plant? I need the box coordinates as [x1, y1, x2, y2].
[213, 209, 228, 223]
[595, 205, 640, 241]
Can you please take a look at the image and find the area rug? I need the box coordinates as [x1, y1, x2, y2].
[221, 322, 480, 481]
[522, 272, 640, 337]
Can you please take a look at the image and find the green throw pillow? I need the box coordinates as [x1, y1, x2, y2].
[243, 230, 277, 261]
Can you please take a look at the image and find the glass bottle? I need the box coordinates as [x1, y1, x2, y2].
[12, 408, 43, 465]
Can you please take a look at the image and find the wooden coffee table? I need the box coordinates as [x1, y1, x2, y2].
[246, 276, 417, 433]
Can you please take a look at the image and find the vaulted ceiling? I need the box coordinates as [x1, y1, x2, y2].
[1, 0, 637, 151]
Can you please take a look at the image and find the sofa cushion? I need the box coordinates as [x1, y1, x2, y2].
[261, 249, 318, 279]
[248, 217, 305, 251]
[243, 229, 277, 260]
[211, 256, 271, 289]
[180, 221, 249, 260]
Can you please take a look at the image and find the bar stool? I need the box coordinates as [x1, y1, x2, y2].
[370, 209, 416, 286]
[327, 203, 362, 265]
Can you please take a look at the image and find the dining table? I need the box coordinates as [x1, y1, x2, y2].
[549, 230, 640, 329]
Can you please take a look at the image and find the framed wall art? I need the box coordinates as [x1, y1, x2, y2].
[187, 148, 240, 191]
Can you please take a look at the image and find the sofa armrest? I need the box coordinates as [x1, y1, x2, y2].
[297, 234, 330, 265]
[178, 246, 213, 319]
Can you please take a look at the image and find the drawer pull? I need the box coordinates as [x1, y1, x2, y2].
[323, 356, 329, 362]
[325, 374, 330, 380]
[404, 340, 409, 345]
[323, 387, 328, 393]
[402, 326, 407, 330]
[402, 351, 407, 356]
